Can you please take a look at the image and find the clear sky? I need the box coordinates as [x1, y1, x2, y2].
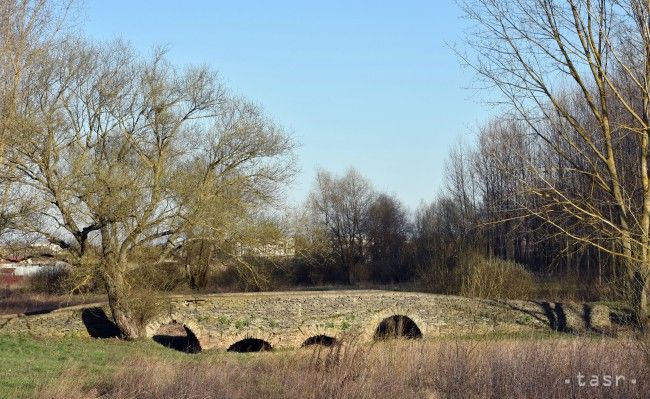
[82, 1, 494, 210]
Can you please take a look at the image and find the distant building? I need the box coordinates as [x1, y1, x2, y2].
[0, 257, 68, 288]
[0, 267, 21, 287]
[235, 238, 295, 258]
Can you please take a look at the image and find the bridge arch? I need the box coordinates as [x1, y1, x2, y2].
[374, 315, 423, 340]
[227, 337, 273, 352]
[364, 309, 426, 341]
[295, 322, 342, 348]
[301, 334, 338, 347]
[145, 316, 207, 352]
[224, 330, 279, 352]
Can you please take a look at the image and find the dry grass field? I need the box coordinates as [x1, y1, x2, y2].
[0, 334, 642, 399]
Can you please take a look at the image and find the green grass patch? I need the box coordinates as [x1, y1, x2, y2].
[0, 335, 189, 398]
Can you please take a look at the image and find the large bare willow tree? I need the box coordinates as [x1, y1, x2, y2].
[0, 0, 74, 236]
[1, 3, 295, 338]
[463, 0, 650, 321]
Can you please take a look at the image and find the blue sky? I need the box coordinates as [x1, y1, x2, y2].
[83, 1, 494, 209]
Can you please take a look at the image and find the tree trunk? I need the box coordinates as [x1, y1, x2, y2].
[633, 269, 650, 328]
[103, 263, 142, 340]
[186, 264, 198, 290]
[347, 261, 356, 285]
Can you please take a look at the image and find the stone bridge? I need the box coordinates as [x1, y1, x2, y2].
[0, 290, 613, 352]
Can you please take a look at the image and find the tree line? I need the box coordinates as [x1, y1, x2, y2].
[285, 0, 650, 326]
[459, 0, 650, 325]
[267, 165, 529, 300]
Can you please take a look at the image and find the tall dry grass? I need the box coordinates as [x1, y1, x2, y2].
[38, 338, 649, 399]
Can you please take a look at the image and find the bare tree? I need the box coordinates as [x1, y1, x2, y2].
[0, 0, 74, 236]
[4, 38, 295, 338]
[462, 0, 650, 321]
[309, 168, 374, 284]
[365, 193, 411, 282]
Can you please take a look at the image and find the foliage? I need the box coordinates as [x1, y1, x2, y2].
[25, 267, 71, 295]
[458, 252, 535, 300]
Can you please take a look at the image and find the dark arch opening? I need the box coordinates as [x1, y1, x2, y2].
[227, 338, 272, 353]
[301, 335, 337, 347]
[374, 315, 423, 340]
[152, 322, 202, 353]
[81, 307, 121, 339]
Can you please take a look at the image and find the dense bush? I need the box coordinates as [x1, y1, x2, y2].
[206, 258, 291, 292]
[459, 253, 535, 300]
[415, 260, 463, 295]
[127, 263, 187, 292]
[27, 266, 71, 295]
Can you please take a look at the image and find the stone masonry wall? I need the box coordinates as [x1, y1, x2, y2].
[0, 290, 612, 350]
